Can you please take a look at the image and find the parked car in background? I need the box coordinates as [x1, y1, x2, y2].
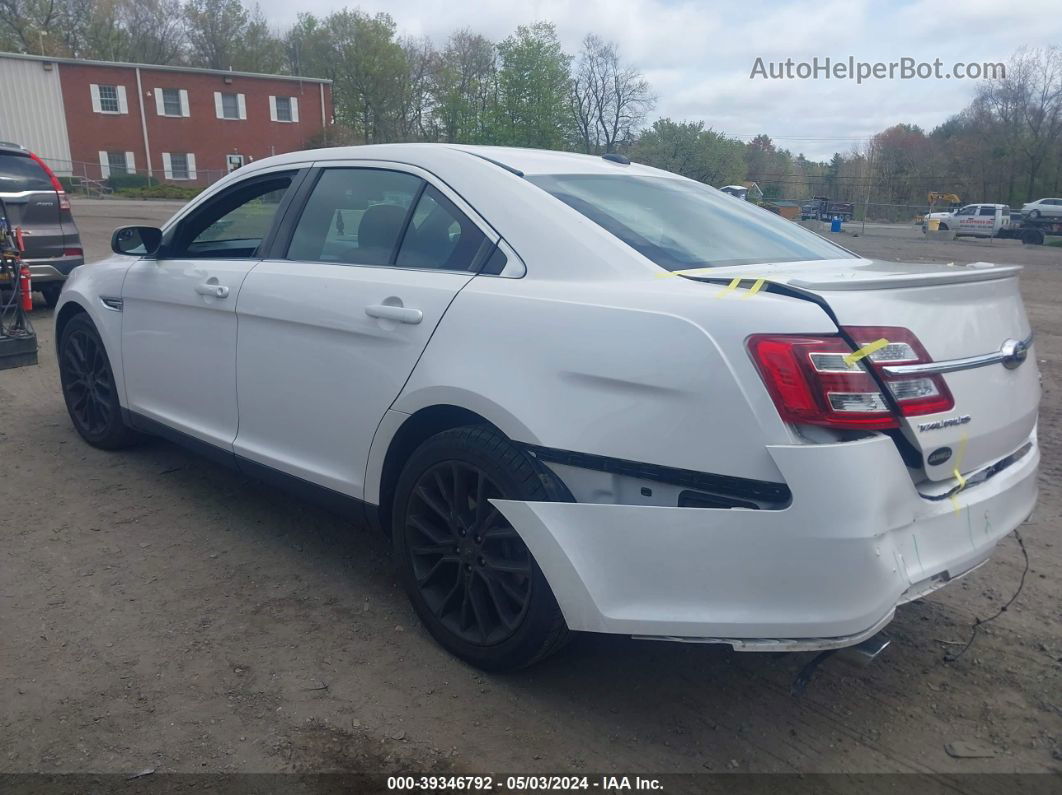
[1020, 198, 1062, 220]
[55, 144, 1040, 671]
[0, 142, 83, 307]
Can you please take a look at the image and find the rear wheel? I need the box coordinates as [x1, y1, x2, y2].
[58, 313, 138, 449]
[392, 425, 570, 671]
[1027, 210, 1041, 220]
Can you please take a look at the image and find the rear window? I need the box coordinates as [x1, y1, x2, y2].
[0, 153, 53, 192]
[527, 174, 854, 270]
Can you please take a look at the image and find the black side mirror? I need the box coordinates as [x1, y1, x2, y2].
[112, 226, 162, 256]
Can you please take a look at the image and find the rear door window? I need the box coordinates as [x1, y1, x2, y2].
[395, 185, 488, 271]
[978, 207, 996, 216]
[0, 153, 54, 192]
[287, 168, 423, 265]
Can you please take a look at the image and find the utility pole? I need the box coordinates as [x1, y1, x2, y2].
[861, 142, 874, 235]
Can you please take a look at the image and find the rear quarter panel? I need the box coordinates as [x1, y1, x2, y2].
[377, 274, 840, 504]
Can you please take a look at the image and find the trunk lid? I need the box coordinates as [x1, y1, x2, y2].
[693, 258, 1039, 481]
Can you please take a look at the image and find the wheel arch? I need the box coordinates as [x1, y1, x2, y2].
[54, 299, 89, 353]
[367, 404, 509, 536]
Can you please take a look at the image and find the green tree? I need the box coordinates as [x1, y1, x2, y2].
[630, 119, 745, 186]
[493, 22, 572, 149]
[432, 29, 498, 143]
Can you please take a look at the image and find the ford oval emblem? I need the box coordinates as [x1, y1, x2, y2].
[927, 447, 952, 466]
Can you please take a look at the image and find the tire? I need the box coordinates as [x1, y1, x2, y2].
[1028, 210, 1041, 220]
[58, 313, 139, 449]
[40, 283, 61, 309]
[392, 425, 571, 671]
[939, 223, 949, 231]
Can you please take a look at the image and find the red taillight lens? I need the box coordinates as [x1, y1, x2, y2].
[63, 247, 83, 257]
[841, 326, 954, 417]
[27, 150, 71, 210]
[748, 326, 954, 430]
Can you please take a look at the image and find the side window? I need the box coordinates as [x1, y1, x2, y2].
[169, 173, 293, 259]
[395, 185, 488, 271]
[287, 168, 422, 265]
[956, 206, 974, 216]
[978, 207, 996, 216]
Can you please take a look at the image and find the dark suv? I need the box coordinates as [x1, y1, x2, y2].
[0, 143, 83, 307]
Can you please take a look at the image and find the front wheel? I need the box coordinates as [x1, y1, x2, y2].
[58, 313, 139, 449]
[1027, 210, 1041, 220]
[392, 425, 570, 671]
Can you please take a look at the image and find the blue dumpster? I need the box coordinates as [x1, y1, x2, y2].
[830, 216, 842, 233]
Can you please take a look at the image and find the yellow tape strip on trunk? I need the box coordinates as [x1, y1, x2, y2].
[715, 277, 742, 299]
[740, 278, 766, 299]
[842, 337, 889, 366]
[949, 434, 969, 514]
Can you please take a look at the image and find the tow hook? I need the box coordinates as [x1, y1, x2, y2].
[790, 634, 891, 696]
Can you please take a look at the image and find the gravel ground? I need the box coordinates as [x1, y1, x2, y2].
[1, 201, 1059, 779]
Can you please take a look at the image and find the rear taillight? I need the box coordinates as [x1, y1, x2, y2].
[27, 150, 71, 210]
[748, 326, 954, 431]
[63, 247, 83, 257]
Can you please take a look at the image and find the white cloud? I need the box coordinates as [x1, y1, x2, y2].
[257, 0, 1062, 160]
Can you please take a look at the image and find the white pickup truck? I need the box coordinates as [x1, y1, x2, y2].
[924, 203, 1011, 236]
[924, 203, 1054, 245]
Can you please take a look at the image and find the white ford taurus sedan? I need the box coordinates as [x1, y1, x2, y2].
[55, 144, 1040, 670]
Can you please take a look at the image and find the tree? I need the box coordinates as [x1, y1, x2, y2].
[569, 34, 654, 154]
[432, 29, 497, 143]
[494, 22, 572, 149]
[183, 0, 249, 69]
[630, 119, 745, 186]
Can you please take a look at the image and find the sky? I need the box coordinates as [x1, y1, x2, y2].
[255, 0, 1062, 161]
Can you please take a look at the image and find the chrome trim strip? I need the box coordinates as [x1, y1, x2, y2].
[882, 332, 1033, 375]
[99, 296, 123, 312]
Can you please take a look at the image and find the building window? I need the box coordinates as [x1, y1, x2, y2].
[162, 89, 182, 116]
[275, 96, 292, 121]
[107, 151, 128, 176]
[214, 91, 245, 120]
[222, 94, 239, 118]
[99, 85, 119, 112]
[270, 95, 299, 123]
[161, 152, 196, 181]
[91, 83, 127, 114]
[98, 150, 135, 178]
[169, 153, 189, 180]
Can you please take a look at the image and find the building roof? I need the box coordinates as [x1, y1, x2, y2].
[0, 50, 331, 84]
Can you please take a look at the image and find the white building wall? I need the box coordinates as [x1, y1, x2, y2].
[0, 55, 72, 175]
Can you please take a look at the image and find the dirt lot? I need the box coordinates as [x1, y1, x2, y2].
[1, 201, 1059, 780]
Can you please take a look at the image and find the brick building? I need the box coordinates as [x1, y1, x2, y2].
[0, 51, 333, 185]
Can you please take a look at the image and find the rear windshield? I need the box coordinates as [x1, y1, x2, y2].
[528, 174, 855, 270]
[0, 153, 53, 192]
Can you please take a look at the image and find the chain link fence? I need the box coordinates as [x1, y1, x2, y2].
[43, 157, 228, 198]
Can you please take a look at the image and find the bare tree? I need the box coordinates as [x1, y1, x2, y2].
[569, 34, 654, 154]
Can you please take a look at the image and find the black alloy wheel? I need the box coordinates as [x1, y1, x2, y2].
[58, 314, 137, 449]
[392, 425, 570, 671]
[405, 460, 532, 645]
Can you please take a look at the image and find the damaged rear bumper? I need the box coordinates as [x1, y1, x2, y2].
[492, 432, 1039, 650]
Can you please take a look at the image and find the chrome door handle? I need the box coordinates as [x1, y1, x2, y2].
[365, 304, 423, 324]
[195, 282, 229, 298]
